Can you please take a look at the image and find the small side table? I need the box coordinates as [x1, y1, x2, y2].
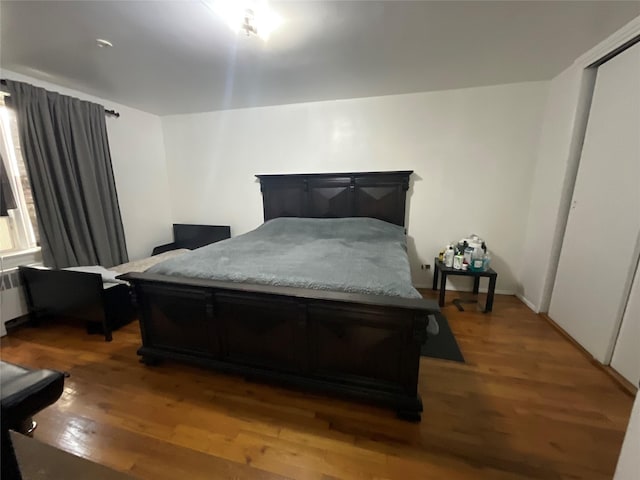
[432, 257, 498, 312]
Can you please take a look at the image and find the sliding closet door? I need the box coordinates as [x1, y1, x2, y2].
[548, 41, 640, 363]
[611, 259, 640, 386]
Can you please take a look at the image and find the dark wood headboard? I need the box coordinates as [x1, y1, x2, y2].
[256, 171, 413, 227]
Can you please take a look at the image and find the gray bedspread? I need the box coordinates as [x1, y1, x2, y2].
[148, 217, 421, 299]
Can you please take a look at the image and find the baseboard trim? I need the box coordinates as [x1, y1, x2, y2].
[540, 313, 637, 397]
[413, 284, 514, 296]
[4, 314, 31, 335]
[603, 366, 638, 396]
[515, 293, 539, 313]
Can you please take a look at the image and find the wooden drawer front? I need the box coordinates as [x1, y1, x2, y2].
[217, 294, 302, 372]
[309, 305, 407, 390]
[140, 285, 216, 356]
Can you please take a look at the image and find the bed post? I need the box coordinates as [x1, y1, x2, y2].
[396, 312, 428, 421]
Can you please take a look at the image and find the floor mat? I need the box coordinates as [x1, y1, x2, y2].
[421, 312, 464, 362]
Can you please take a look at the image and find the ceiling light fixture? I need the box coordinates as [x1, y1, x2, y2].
[96, 38, 113, 48]
[241, 8, 258, 37]
[206, 1, 283, 41]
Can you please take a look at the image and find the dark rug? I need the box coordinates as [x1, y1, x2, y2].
[421, 312, 464, 363]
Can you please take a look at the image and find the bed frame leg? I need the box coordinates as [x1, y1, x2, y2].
[396, 395, 423, 422]
[396, 409, 422, 422]
[28, 311, 40, 327]
[85, 321, 112, 341]
[140, 355, 162, 366]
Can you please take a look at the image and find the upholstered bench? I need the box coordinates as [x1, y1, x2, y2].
[0, 361, 65, 480]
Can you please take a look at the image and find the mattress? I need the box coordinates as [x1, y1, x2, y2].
[148, 217, 421, 299]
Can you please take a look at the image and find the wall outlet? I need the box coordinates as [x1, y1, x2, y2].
[420, 264, 431, 270]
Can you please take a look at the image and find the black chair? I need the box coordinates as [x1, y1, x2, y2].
[151, 224, 230, 255]
[1, 361, 65, 480]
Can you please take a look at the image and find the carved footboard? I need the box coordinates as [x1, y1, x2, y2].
[120, 272, 438, 421]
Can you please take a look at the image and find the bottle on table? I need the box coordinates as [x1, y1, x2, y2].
[463, 246, 474, 265]
[444, 245, 454, 267]
[483, 251, 491, 271]
[471, 247, 485, 272]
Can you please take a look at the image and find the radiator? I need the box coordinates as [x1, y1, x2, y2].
[0, 267, 29, 336]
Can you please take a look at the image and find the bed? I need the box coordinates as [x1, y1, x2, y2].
[119, 171, 439, 421]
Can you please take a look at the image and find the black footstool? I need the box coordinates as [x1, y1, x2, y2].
[1, 361, 65, 480]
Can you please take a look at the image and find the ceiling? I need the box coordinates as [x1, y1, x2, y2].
[1, 1, 639, 115]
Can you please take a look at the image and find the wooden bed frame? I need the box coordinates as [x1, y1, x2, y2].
[120, 171, 439, 421]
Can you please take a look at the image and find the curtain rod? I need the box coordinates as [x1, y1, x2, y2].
[0, 79, 120, 118]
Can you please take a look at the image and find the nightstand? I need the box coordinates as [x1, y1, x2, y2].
[432, 257, 498, 312]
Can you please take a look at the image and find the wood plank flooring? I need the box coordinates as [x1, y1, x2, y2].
[0, 292, 633, 479]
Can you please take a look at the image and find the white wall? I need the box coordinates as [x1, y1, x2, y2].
[517, 66, 588, 312]
[1, 70, 174, 260]
[162, 81, 548, 293]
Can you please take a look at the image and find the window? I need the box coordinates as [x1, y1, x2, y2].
[0, 94, 38, 253]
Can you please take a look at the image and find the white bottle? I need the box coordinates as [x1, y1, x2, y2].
[444, 246, 454, 267]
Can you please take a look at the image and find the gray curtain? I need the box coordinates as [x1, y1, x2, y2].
[0, 153, 17, 216]
[4, 80, 128, 268]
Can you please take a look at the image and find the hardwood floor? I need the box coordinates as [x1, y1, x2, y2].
[1, 292, 633, 480]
